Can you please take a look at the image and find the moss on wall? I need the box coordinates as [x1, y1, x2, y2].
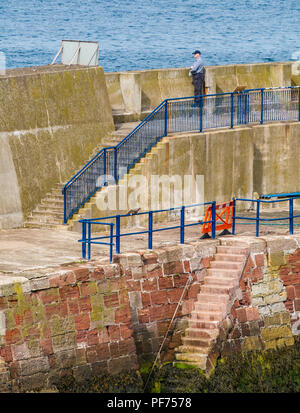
[0, 67, 115, 220]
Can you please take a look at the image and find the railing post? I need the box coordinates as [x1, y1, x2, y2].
[87, 222, 91, 260]
[232, 197, 236, 235]
[63, 187, 67, 224]
[164, 100, 168, 136]
[114, 147, 118, 183]
[180, 206, 185, 244]
[230, 93, 234, 128]
[260, 88, 264, 125]
[103, 148, 107, 185]
[82, 221, 87, 259]
[109, 224, 114, 263]
[298, 88, 300, 122]
[256, 200, 260, 237]
[148, 211, 153, 250]
[247, 92, 250, 124]
[289, 197, 294, 235]
[200, 96, 203, 132]
[211, 201, 216, 239]
[116, 215, 120, 254]
[243, 92, 248, 125]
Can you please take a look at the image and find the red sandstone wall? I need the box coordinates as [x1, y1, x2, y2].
[1, 237, 299, 391]
[113, 245, 216, 364]
[216, 239, 300, 357]
[0, 241, 217, 392]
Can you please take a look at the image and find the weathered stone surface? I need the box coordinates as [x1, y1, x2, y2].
[261, 325, 293, 342]
[241, 336, 263, 351]
[19, 357, 49, 376]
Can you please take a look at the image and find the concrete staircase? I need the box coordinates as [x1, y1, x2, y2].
[175, 245, 249, 371]
[23, 122, 139, 229]
[67, 136, 170, 231]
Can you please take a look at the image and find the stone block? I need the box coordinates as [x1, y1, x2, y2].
[0, 277, 31, 297]
[0, 311, 5, 336]
[254, 253, 265, 267]
[252, 296, 265, 307]
[264, 340, 277, 350]
[245, 307, 260, 321]
[11, 343, 31, 361]
[128, 291, 142, 310]
[30, 277, 50, 291]
[267, 237, 298, 255]
[269, 251, 286, 267]
[270, 302, 286, 313]
[241, 336, 263, 351]
[264, 313, 282, 327]
[276, 337, 294, 348]
[151, 290, 168, 305]
[19, 356, 49, 376]
[251, 282, 269, 297]
[163, 261, 184, 275]
[264, 292, 287, 305]
[54, 349, 76, 369]
[261, 325, 293, 342]
[52, 332, 76, 352]
[295, 299, 300, 311]
[280, 311, 291, 324]
[164, 246, 184, 262]
[158, 276, 174, 290]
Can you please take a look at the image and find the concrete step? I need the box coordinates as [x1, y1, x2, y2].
[25, 215, 63, 224]
[207, 268, 240, 277]
[182, 335, 212, 347]
[189, 310, 223, 321]
[186, 318, 220, 331]
[175, 352, 208, 364]
[217, 246, 249, 255]
[193, 301, 227, 313]
[27, 210, 64, 220]
[41, 198, 64, 207]
[43, 195, 64, 203]
[201, 284, 236, 295]
[197, 292, 229, 304]
[37, 205, 63, 214]
[175, 345, 209, 354]
[24, 221, 65, 230]
[33, 209, 64, 217]
[214, 253, 246, 262]
[173, 358, 207, 370]
[203, 276, 239, 287]
[188, 317, 223, 332]
[210, 260, 244, 270]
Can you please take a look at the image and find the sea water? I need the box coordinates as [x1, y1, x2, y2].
[0, 0, 299, 72]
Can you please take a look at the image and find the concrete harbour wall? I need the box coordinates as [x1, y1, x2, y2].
[105, 61, 296, 123]
[73, 121, 300, 231]
[0, 66, 114, 228]
[0, 61, 299, 229]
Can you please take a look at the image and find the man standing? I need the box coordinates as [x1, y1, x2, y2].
[189, 50, 205, 105]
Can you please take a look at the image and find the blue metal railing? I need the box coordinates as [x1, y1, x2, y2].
[63, 86, 300, 223]
[79, 201, 216, 261]
[79, 195, 300, 262]
[232, 196, 300, 237]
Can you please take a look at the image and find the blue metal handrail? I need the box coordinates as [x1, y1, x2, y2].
[78, 201, 216, 261]
[232, 196, 300, 237]
[63, 86, 300, 223]
[79, 195, 300, 262]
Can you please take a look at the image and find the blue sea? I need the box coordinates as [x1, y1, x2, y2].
[0, 0, 299, 72]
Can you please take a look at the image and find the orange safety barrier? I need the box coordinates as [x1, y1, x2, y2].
[201, 201, 233, 235]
